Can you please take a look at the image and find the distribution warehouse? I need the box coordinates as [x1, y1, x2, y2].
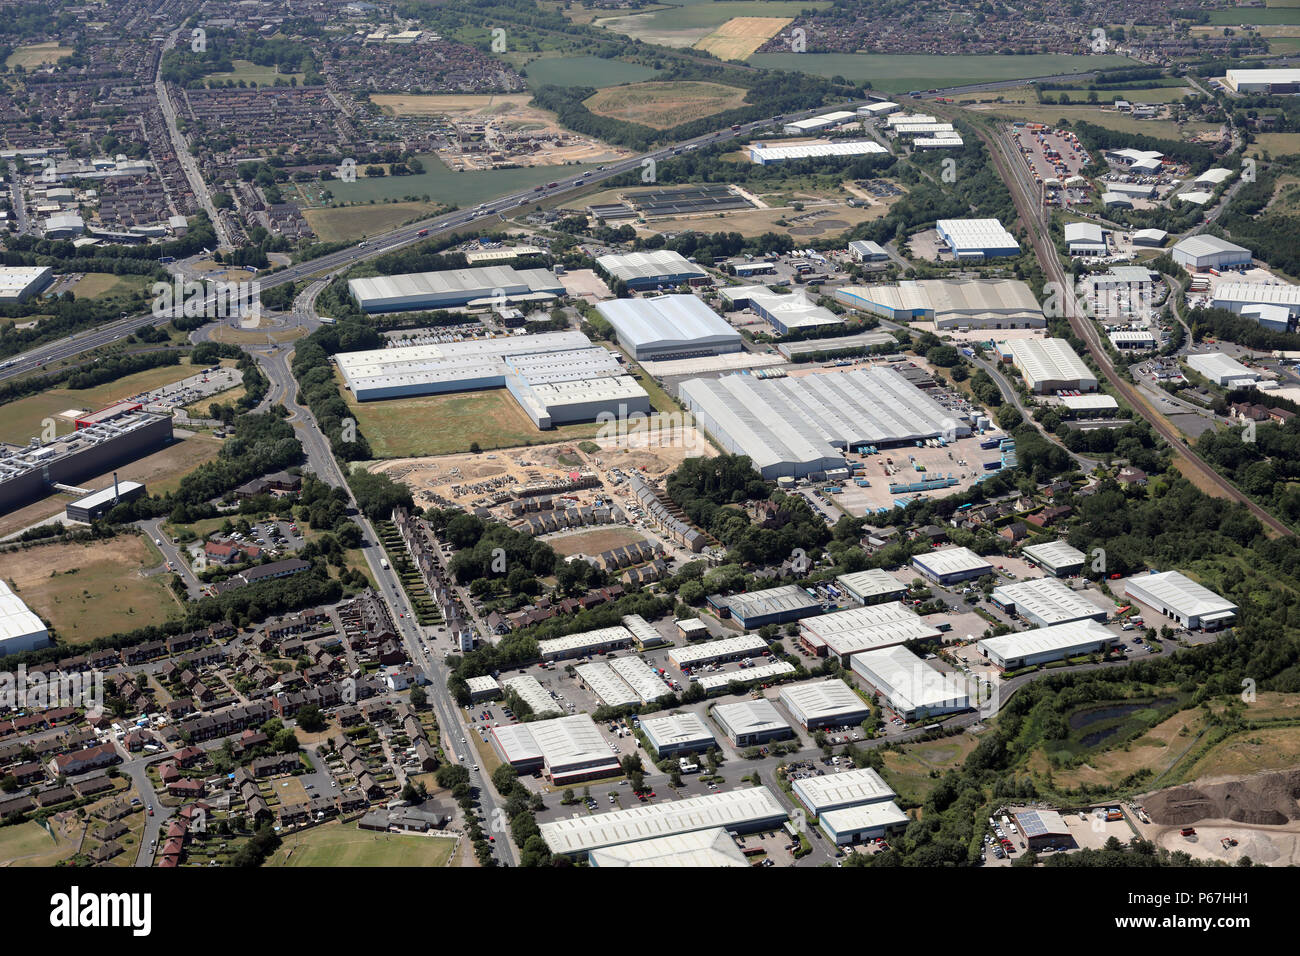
[596, 250, 709, 290]
[978, 619, 1118, 670]
[669, 634, 769, 670]
[0, 580, 50, 655]
[638, 712, 717, 757]
[779, 679, 872, 730]
[835, 279, 1045, 329]
[0, 265, 54, 303]
[679, 366, 971, 479]
[725, 584, 823, 629]
[1021, 540, 1088, 577]
[1211, 282, 1300, 318]
[333, 331, 650, 427]
[588, 828, 748, 867]
[1185, 352, 1259, 387]
[912, 546, 993, 585]
[595, 295, 742, 360]
[935, 219, 1021, 259]
[711, 699, 795, 747]
[836, 568, 908, 605]
[792, 767, 895, 815]
[719, 286, 842, 335]
[490, 713, 621, 784]
[1124, 571, 1237, 630]
[798, 601, 942, 663]
[1224, 68, 1300, 94]
[749, 140, 888, 165]
[818, 801, 910, 845]
[850, 644, 971, 721]
[991, 577, 1108, 628]
[347, 265, 564, 312]
[1171, 235, 1251, 271]
[1003, 338, 1097, 393]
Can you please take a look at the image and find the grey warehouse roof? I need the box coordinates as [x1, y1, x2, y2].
[596, 249, 708, 284]
[595, 295, 740, 352]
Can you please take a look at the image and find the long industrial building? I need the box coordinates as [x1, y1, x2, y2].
[711, 699, 795, 747]
[978, 619, 1118, 670]
[851, 644, 971, 721]
[726, 584, 823, 630]
[836, 568, 908, 606]
[1211, 282, 1300, 319]
[501, 675, 562, 717]
[779, 679, 872, 730]
[1003, 338, 1097, 394]
[638, 712, 717, 758]
[719, 286, 842, 335]
[65, 479, 147, 522]
[539, 786, 789, 857]
[0, 265, 54, 303]
[669, 634, 769, 670]
[1225, 68, 1300, 94]
[791, 767, 895, 816]
[1171, 235, 1251, 272]
[1185, 352, 1259, 387]
[991, 577, 1108, 628]
[490, 713, 621, 785]
[1021, 540, 1087, 577]
[347, 265, 564, 312]
[798, 601, 942, 664]
[609, 656, 672, 704]
[935, 219, 1020, 260]
[334, 331, 650, 428]
[679, 366, 971, 480]
[0, 580, 50, 656]
[537, 625, 634, 661]
[912, 546, 993, 585]
[575, 661, 640, 708]
[595, 294, 741, 361]
[588, 827, 748, 867]
[749, 140, 888, 165]
[1124, 571, 1237, 630]
[694, 659, 796, 694]
[595, 250, 709, 290]
[835, 279, 1045, 330]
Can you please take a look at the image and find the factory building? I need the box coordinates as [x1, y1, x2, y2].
[1021, 540, 1087, 577]
[798, 601, 941, 664]
[1185, 352, 1259, 388]
[977, 619, 1118, 670]
[1241, 303, 1293, 333]
[490, 713, 621, 785]
[609, 656, 673, 704]
[1171, 235, 1252, 272]
[818, 801, 910, 846]
[0, 580, 50, 656]
[679, 366, 971, 480]
[1211, 282, 1300, 320]
[1004, 338, 1097, 394]
[540, 786, 789, 857]
[1064, 222, 1107, 257]
[857, 101, 900, 117]
[749, 140, 888, 165]
[638, 712, 717, 758]
[791, 767, 895, 816]
[694, 659, 795, 694]
[1225, 68, 1300, 94]
[1062, 393, 1121, 415]
[500, 675, 562, 717]
[347, 265, 563, 312]
[1013, 808, 1076, 851]
[595, 295, 741, 361]
[782, 111, 858, 135]
[912, 546, 993, 585]
[1124, 570, 1238, 630]
[719, 286, 842, 335]
[0, 265, 54, 303]
[595, 250, 709, 290]
[537, 625, 634, 661]
[848, 240, 889, 262]
[726, 584, 824, 630]
[669, 634, 769, 670]
[778, 679, 872, 730]
[990, 577, 1108, 628]
[850, 644, 971, 721]
[836, 568, 908, 606]
[1106, 148, 1163, 172]
[65, 479, 146, 523]
[465, 675, 502, 702]
[623, 613, 670, 649]
[588, 827, 748, 867]
[1131, 229, 1168, 248]
[576, 661, 640, 708]
[711, 699, 795, 747]
[835, 279, 1045, 329]
[1110, 330, 1157, 351]
[935, 219, 1021, 260]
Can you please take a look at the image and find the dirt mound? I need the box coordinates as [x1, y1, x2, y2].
[1142, 769, 1300, 826]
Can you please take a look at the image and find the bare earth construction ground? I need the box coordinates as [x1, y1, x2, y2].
[584, 81, 749, 129]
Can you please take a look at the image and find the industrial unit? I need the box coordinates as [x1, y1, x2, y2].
[609, 655, 673, 704]
[852, 644, 971, 721]
[694, 659, 796, 694]
[679, 366, 971, 480]
[818, 801, 910, 846]
[990, 577, 1109, 628]
[835, 568, 908, 606]
[500, 675, 562, 717]
[539, 786, 789, 856]
[782, 111, 858, 134]
[791, 766, 895, 815]
[537, 625, 634, 661]
[65, 479, 146, 522]
[1064, 222, 1107, 256]
[835, 279, 1045, 329]
[977, 619, 1118, 670]
[848, 240, 889, 262]
[347, 265, 563, 312]
[638, 712, 717, 757]
[465, 675, 502, 702]
[1004, 338, 1097, 394]
[1171, 235, 1251, 272]
[935, 219, 1021, 260]
[0, 265, 54, 303]
[0, 580, 50, 656]
[575, 661, 640, 708]
[726, 584, 824, 630]
[711, 699, 795, 747]
[595, 295, 741, 361]
[912, 546, 993, 585]
[669, 634, 770, 670]
[587, 827, 748, 867]
[719, 286, 842, 335]
[1185, 352, 1259, 387]
[1211, 282, 1300, 320]
[748, 140, 888, 165]
[1123, 571, 1238, 630]
[798, 601, 942, 664]
[778, 679, 872, 730]
[595, 250, 709, 290]
[1021, 540, 1087, 577]
[490, 713, 621, 785]
[623, 613, 670, 649]
[334, 331, 650, 428]
[1013, 808, 1076, 851]
[1224, 68, 1300, 94]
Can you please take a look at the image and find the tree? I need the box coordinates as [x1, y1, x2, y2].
[296, 704, 325, 733]
[491, 763, 518, 796]
[410, 686, 427, 709]
[435, 764, 470, 790]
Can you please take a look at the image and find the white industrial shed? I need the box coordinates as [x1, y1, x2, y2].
[540, 786, 789, 856]
[465, 675, 502, 702]
[912, 546, 993, 585]
[978, 619, 1118, 670]
[490, 713, 620, 784]
[991, 577, 1108, 628]
[596, 250, 708, 290]
[1124, 571, 1238, 630]
[935, 219, 1020, 260]
[695, 659, 795, 693]
[609, 656, 672, 704]
[1021, 540, 1087, 577]
[0, 581, 49, 655]
[798, 601, 942, 664]
[1064, 222, 1106, 256]
[639, 712, 717, 757]
[1004, 338, 1097, 394]
[711, 699, 794, 746]
[792, 766, 895, 815]
[1185, 352, 1259, 387]
[595, 295, 741, 361]
[347, 265, 563, 312]
[669, 634, 769, 670]
[857, 101, 900, 117]
[782, 111, 857, 134]
[1062, 393, 1121, 413]
[537, 626, 634, 661]
[1225, 68, 1300, 94]
[836, 568, 908, 605]
[501, 675, 562, 717]
[576, 661, 641, 708]
[779, 679, 872, 730]
[850, 644, 971, 721]
[588, 827, 748, 867]
[1131, 228, 1168, 248]
[678, 366, 971, 480]
[0, 265, 54, 303]
[836, 279, 1045, 330]
[1171, 235, 1251, 271]
[819, 801, 910, 845]
[749, 140, 887, 165]
[1212, 282, 1300, 318]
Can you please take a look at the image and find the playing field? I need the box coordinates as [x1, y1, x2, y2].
[202, 59, 306, 87]
[524, 55, 661, 89]
[268, 823, 458, 867]
[0, 536, 179, 644]
[694, 16, 792, 60]
[0, 821, 77, 866]
[584, 80, 749, 129]
[747, 52, 1139, 91]
[300, 200, 445, 243]
[4, 43, 73, 69]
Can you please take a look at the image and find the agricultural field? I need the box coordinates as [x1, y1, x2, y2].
[370, 93, 536, 117]
[201, 58, 305, 87]
[968, 102, 1221, 141]
[0, 536, 179, 644]
[595, 0, 828, 48]
[1247, 133, 1300, 159]
[523, 55, 661, 89]
[748, 52, 1139, 91]
[879, 734, 979, 804]
[267, 823, 458, 867]
[4, 42, 73, 68]
[300, 200, 445, 243]
[694, 16, 793, 60]
[584, 80, 749, 129]
[1205, 7, 1300, 23]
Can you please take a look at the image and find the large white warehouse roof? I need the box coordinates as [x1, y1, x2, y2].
[596, 249, 708, 286]
[1124, 571, 1237, 625]
[750, 141, 888, 164]
[588, 827, 748, 867]
[799, 601, 941, 659]
[595, 295, 740, 357]
[850, 644, 972, 718]
[791, 766, 895, 814]
[978, 619, 1115, 663]
[779, 679, 871, 727]
[991, 577, 1108, 627]
[1004, 338, 1097, 393]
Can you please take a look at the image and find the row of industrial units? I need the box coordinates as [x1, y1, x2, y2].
[834, 278, 1045, 329]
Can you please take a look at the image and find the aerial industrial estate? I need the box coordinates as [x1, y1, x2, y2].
[0, 1, 1298, 905]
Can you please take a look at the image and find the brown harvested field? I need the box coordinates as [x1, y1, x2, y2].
[545, 526, 648, 557]
[584, 81, 748, 129]
[694, 16, 792, 60]
[301, 200, 445, 243]
[636, 198, 890, 238]
[0, 537, 179, 643]
[208, 324, 307, 346]
[1039, 707, 1204, 790]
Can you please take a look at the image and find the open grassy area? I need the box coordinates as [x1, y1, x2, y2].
[1247, 132, 1300, 159]
[1206, 7, 1300, 22]
[694, 16, 793, 60]
[584, 80, 749, 129]
[202, 58, 306, 87]
[300, 200, 446, 243]
[0, 536, 179, 644]
[68, 272, 155, 300]
[0, 820, 79, 866]
[596, 0, 828, 47]
[267, 822, 457, 866]
[546, 526, 648, 556]
[749, 52, 1138, 91]
[1036, 707, 1204, 790]
[523, 55, 661, 88]
[1181, 725, 1300, 779]
[971, 102, 1221, 141]
[4, 42, 73, 69]
[879, 734, 978, 804]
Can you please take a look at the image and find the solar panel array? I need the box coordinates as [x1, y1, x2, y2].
[630, 184, 751, 218]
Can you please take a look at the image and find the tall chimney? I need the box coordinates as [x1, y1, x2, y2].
[113, 471, 119, 502]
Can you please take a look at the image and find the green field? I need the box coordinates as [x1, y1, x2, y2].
[203, 58, 306, 86]
[300, 200, 445, 243]
[597, 0, 828, 47]
[268, 823, 458, 866]
[747, 52, 1139, 91]
[69, 272, 155, 300]
[4, 42, 73, 69]
[0, 821, 76, 866]
[524, 55, 661, 89]
[978, 102, 1220, 141]
[1268, 36, 1300, 52]
[1206, 8, 1300, 23]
